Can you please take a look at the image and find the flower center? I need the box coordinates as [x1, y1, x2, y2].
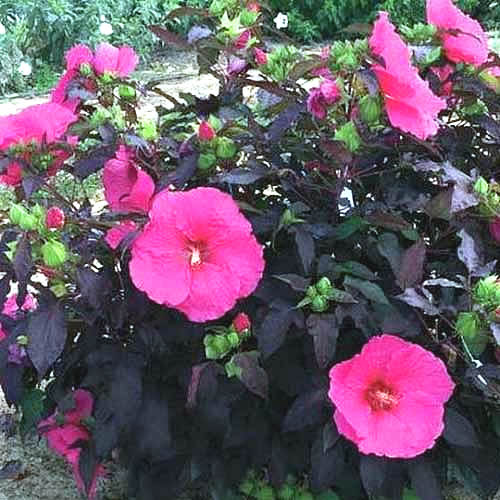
[190, 247, 202, 267]
[365, 380, 400, 412]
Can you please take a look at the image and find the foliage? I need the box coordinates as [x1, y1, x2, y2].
[0, 1, 500, 500]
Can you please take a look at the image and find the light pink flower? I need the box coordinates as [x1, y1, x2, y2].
[103, 145, 155, 213]
[328, 334, 454, 458]
[430, 64, 455, 96]
[105, 220, 138, 250]
[254, 48, 268, 65]
[490, 217, 500, 243]
[0, 293, 37, 341]
[427, 0, 489, 66]
[65, 44, 93, 71]
[307, 80, 340, 120]
[129, 187, 265, 322]
[93, 43, 139, 78]
[370, 12, 446, 140]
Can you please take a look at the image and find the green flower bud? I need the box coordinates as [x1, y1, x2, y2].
[227, 331, 240, 348]
[215, 137, 237, 159]
[205, 345, 218, 360]
[79, 63, 92, 77]
[31, 204, 45, 221]
[17, 335, 29, 346]
[474, 177, 489, 196]
[316, 277, 333, 295]
[9, 205, 29, 226]
[19, 214, 37, 231]
[306, 285, 318, 299]
[474, 275, 500, 309]
[119, 84, 136, 100]
[456, 311, 488, 356]
[41, 240, 67, 268]
[240, 8, 259, 26]
[334, 121, 362, 152]
[337, 51, 358, 70]
[277, 484, 295, 500]
[197, 153, 217, 171]
[203, 334, 215, 347]
[99, 72, 114, 84]
[359, 95, 381, 125]
[138, 119, 158, 141]
[311, 295, 329, 313]
[256, 485, 275, 500]
[214, 334, 230, 355]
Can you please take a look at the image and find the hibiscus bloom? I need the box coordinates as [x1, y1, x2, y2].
[129, 187, 265, 322]
[38, 389, 105, 500]
[105, 220, 138, 250]
[93, 43, 139, 78]
[307, 80, 340, 120]
[427, 0, 489, 66]
[370, 12, 446, 140]
[328, 335, 454, 458]
[0, 293, 37, 341]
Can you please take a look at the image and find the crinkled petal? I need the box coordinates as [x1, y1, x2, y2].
[93, 43, 120, 75]
[105, 221, 138, 250]
[65, 44, 93, 71]
[116, 46, 139, 77]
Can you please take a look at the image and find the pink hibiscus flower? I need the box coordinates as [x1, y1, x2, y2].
[427, 0, 489, 66]
[103, 145, 155, 213]
[105, 220, 138, 250]
[0, 293, 37, 341]
[65, 44, 93, 71]
[129, 187, 265, 322]
[370, 12, 446, 140]
[307, 79, 341, 120]
[38, 389, 105, 500]
[93, 43, 139, 78]
[489, 217, 500, 243]
[328, 335, 455, 458]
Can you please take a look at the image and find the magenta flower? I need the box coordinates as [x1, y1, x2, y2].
[254, 48, 268, 65]
[93, 43, 139, 78]
[0, 162, 23, 187]
[234, 30, 251, 50]
[46, 207, 65, 229]
[103, 145, 155, 213]
[369, 12, 446, 140]
[65, 44, 93, 71]
[38, 390, 105, 500]
[105, 220, 138, 250]
[307, 80, 340, 120]
[328, 335, 454, 458]
[233, 312, 251, 333]
[129, 187, 265, 322]
[0, 293, 37, 341]
[198, 121, 216, 141]
[427, 0, 489, 66]
[489, 217, 500, 243]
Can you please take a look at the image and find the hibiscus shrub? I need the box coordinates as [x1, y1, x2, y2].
[1, 0, 500, 499]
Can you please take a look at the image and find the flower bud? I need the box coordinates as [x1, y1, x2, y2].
[119, 84, 136, 100]
[359, 95, 381, 125]
[254, 48, 268, 65]
[198, 121, 216, 142]
[247, 1, 260, 12]
[214, 334, 230, 355]
[99, 72, 114, 84]
[489, 217, 500, 244]
[456, 311, 488, 356]
[197, 153, 217, 171]
[311, 295, 328, 313]
[474, 275, 500, 308]
[474, 176, 489, 196]
[9, 205, 29, 226]
[19, 213, 37, 231]
[227, 331, 240, 347]
[306, 286, 318, 299]
[234, 30, 251, 50]
[41, 240, 67, 268]
[334, 121, 362, 152]
[138, 120, 158, 141]
[216, 137, 237, 159]
[79, 62, 93, 77]
[233, 312, 251, 333]
[46, 207, 65, 229]
[240, 9, 259, 27]
[316, 277, 332, 295]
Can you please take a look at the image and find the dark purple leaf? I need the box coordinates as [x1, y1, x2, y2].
[357, 68, 379, 95]
[26, 294, 67, 377]
[474, 115, 500, 142]
[395, 288, 440, 315]
[13, 237, 32, 287]
[320, 139, 353, 164]
[323, 421, 340, 452]
[377, 232, 403, 275]
[282, 389, 328, 432]
[310, 429, 344, 492]
[232, 351, 268, 400]
[150, 25, 190, 49]
[294, 227, 315, 275]
[74, 144, 117, 179]
[257, 308, 298, 359]
[366, 212, 412, 232]
[425, 188, 453, 220]
[78, 442, 99, 497]
[22, 175, 44, 198]
[443, 408, 481, 448]
[216, 164, 269, 185]
[360, 455, 405, 498]
[266, 102, 305, 143]
[163, 152, 199, 188]
[273, 274, 311, 292]
[306, 314, 338, 370]
[76, 267, 112, 311]
[407, 457, 443, 500]
[396, 240, 426, 290]
[344, 276, 389, 305]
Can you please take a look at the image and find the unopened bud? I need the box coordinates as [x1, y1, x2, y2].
[233, 312, 251, 334]
[119, 84, 136, 100]
[46, 207, 65, 229]
[359, 95, 381, 124]
[198, 121, 216, 142]
[215, 137, 237, 159]
[316, 277, 332, 295]
[311, 295, 328, 313]
[41, 240, 67, 268]
[197, 153, 217, 171]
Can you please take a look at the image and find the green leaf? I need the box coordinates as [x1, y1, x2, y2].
[20, 388, 45, 439]
[343, 276, 390, 305]
[333, 216, 366, 240]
